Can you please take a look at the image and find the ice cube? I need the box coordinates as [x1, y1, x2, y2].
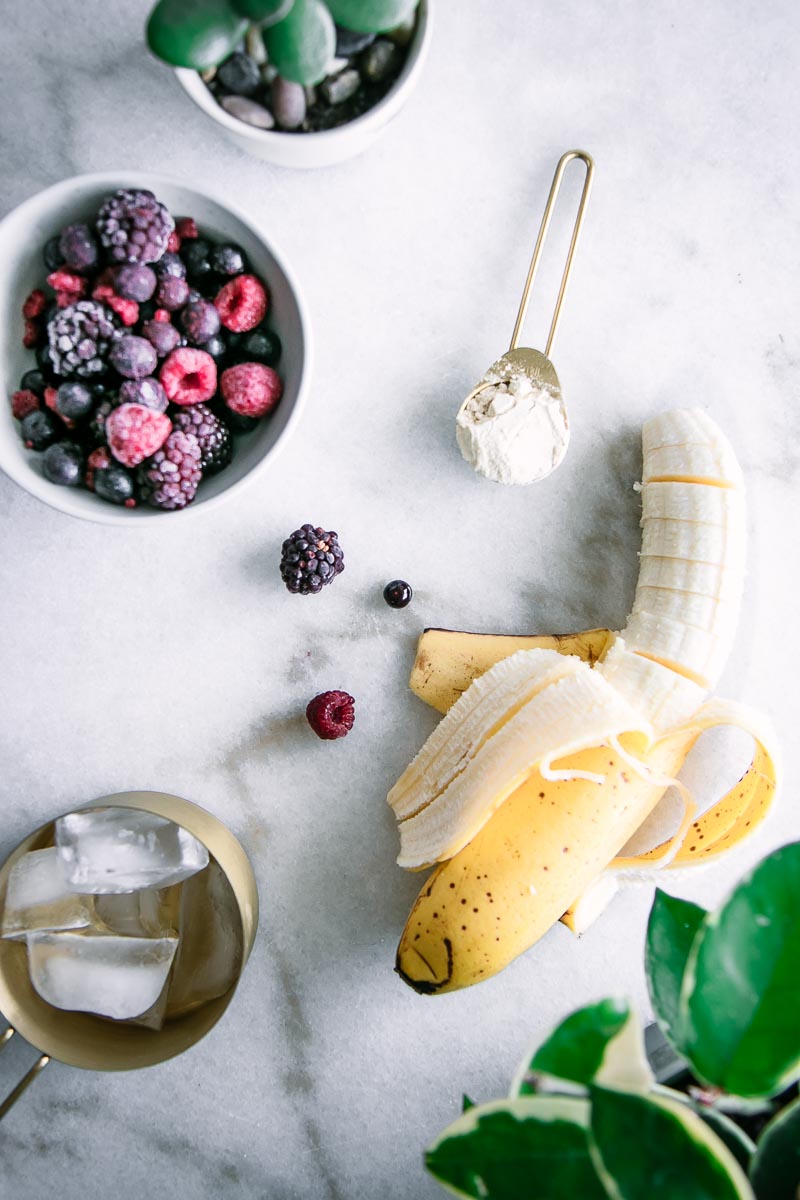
[27, 931, 178, 1019]
[94, 886, 180, 938]
[119, 982, 169, 1031]
[56, 807, 209, 893]
[1, 848, 94, 941]
[166, 862, 243, 1018]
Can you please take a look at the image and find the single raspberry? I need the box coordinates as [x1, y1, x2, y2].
[96, 188, 174, 265]
[11, 389, 40, 420]
[44, 385, 76, 429]
[221, 362, 282, 419]
[159, 347, 217, 406]
[176, 217, 198, 240]
[92, 284, 139, 326]
[166, 231, 181, 253]
[48, 299, 118, 378]
[47, 270, 88, 300]
[214, 274, 267, 332]
[23, 318, 43, 348]
[138, 430, 202, 510]
[173, 404, 232, 475]
[106, 403, 172, 468]
[85, 445, 112, 491]
[306, 691, 355, 740]
[280, 524, 345, 595]
[22, 290, 47, 319]
[153, 309, 171, 323]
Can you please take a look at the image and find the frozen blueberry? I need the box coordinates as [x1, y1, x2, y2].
[114, 264, 157, 302]
[204, 333, 228, 361]
[142, 319, 181, 357]
[21, 409, 60, 450]
[179, 297, 221, 345]
[42, 441, 83, 486]
[139, 300, 157, 322]
[225, 409, 259, 433]
[55, 381, 94, 420]
[209, 243, 247, 277]
[181, 239, 213, 285]
[234, 327, 281, 366]
[156, 275, 190, 312]
[155, 251, 186, 280]
[95, 463, 136, 506]
[43, 235, 65, 272]
[217, 52, 261, 95]
[110, 335, 158, 380]
[119, 377, 168, 412]
[20, 369, 46, 396]
[35, 341, 57, 380]
[59, 223, 99, 272]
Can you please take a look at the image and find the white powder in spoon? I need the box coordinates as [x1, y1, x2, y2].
[456, 373, 569, 484]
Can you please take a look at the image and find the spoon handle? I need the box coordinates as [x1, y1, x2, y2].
[509, 149, 595, 359]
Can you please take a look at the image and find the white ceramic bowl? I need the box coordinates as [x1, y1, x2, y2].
[175, 0, 432, 169]
[0, 172, 311, 525]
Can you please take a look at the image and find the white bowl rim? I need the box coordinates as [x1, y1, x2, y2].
[0, 170, 312, 527]
[174, 0, 431, 146]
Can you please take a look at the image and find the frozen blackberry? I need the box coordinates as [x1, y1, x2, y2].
[172, 404, 232, 475]
[280, 525, 344, 595]
[138, 429, 202, 510]
[48, 299, 118, 378]
[96, 188, 174, 265]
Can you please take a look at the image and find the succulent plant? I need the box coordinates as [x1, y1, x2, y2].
[147, 0, 419, 85]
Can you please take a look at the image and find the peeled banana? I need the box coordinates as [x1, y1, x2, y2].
[388, 408, 779, 994]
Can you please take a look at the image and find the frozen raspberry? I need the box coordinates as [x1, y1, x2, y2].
[96, 188, 174, 265]
[176, 217, 198, 240]
[47, 270, 88, 300]
[306, 691, 355, 740]
[142, 318, 181, 357]
[58, 223, 99, 272]
[93, 284, 139, 326]
[166, 231, 181, 253]
[22, 290, 46, 319]
[221, 362, 282, 418]
[23, 319, 42, 348]
[153, 309, 171, 323]
[214, 274, 267, 332]
[110, 335, 158, 380]
[119, 377, 168, 412]
[138, 430, 202, 510]
[11, 389, 40, 420]
[106, 403, 172, 467]
[113, 265, 157, 302]
[43, 386, 75, 429]
[159, 348, 217, 406]
[86, 445, 112, 490]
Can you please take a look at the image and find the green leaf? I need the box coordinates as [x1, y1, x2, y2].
[264, 0, 335, 84]
[589, 1086, 754, 1199]
[692, 1106, 755, 1174]
[646, 890, 706, 1049]
[750, 1096, 800, 1200]
[326, 0, 417, 34]
[426, 1097, 608, 1200]
[462, 1095, 475, 1113]
[512, 999, 631, 1095]
[231, 0, 293, 19]
[681, 842, 800, 1097]
[146, 0, 248, 69]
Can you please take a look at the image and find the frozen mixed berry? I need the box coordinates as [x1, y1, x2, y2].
[175, 217, 198, 240]
[21, 409, 60, 450]
[155, 251, 186, 280]
[85, 445, 112, 490]
[217, 51, 261, 95]
[138, 429, 202, 510]
[54, 381, 94, 421]
[96, 188, 174, 265]
[383, 580, 413, 609]
[48, 299, 118, 378]
[209, 243, 246, 277]
[43, 235, 64, 272]
[20, 369, 46, 395]
[156, 274, 190, 312]
[172, 404, 232, 475]
[11, 389, 40, 420]
[42, 441, 83, 487]
[142, 318, 181, 357]
[58, 223, 99, 272]
[106, 403, 172, 468]
[22, 290, 47, 320]
[23, 319, 42, 349]
[95, 462, 137, 506]
[119, 377, 168, 412]
[221, 361, 282, 418]
[215, 274, 267, 332]
[306, 691, 355, 741]
[204, 333, 228, 361]
[224, 410, 259, 433]
[181, 239, 213, 284]
[179, 297, 220, 345]
[280, 525, 344, 595]
[113, 264, 157, 302]
[159, 347, 217, 406]
[88, 398, 115, 446]
[233, 327, 281, 366]
[109, 334, 158, 381]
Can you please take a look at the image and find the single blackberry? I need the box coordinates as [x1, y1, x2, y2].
[48, 299, 118, 378]
[172, 404, 232, 475]
[96, 188, 174, 265]
[137, 430, 203, 510]
[280, 525, 344, 595]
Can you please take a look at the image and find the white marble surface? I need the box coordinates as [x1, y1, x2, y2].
[1, 1, 799, 1196]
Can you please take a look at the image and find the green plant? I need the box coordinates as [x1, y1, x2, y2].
[426, 843, 800, 1199]
[146, 0, 419, 85]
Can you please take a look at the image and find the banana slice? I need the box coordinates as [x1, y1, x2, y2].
[643, 443, 743, 488]
[632, 587, 738, 634]
[640, 519, 745, 566]
[636, 556, 742, 601]
[641, 481, 744, 525]
[598, 638, 707, 732]
[643, 408, 735, 453]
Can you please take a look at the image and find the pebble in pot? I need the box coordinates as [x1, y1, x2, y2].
[271, 77, 306, 130]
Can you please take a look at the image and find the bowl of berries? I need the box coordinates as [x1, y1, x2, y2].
[0, 173, 311, 522]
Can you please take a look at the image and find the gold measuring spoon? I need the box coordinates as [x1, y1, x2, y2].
[456, 149, 595, 484]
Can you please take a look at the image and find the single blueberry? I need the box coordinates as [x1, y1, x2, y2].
[43, 235, 65, 272]
[209, 243, 247, 277]
[95, 464, 136, 505]
[114, 264, 157, 302]
[56, 381, 94, 420]
[21, 409, 60, 451]
[179, 298, 221, 345]
[155, 251, 186, 280]
[234, 327, 282, 366]
[20, 369, 46, 395]
[42, 441, 84, 487]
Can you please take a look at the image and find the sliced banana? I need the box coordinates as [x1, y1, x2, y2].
[641, 481, 744, 525]
[598, 638, 707, 733]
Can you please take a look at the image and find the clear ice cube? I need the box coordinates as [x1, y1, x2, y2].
[94, 886, 180, 938]
[56, 807, 209, 893]
[27, 931, 179, 1019]
[1, 848, 94, 940]
[166, 862, 243, 1018]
